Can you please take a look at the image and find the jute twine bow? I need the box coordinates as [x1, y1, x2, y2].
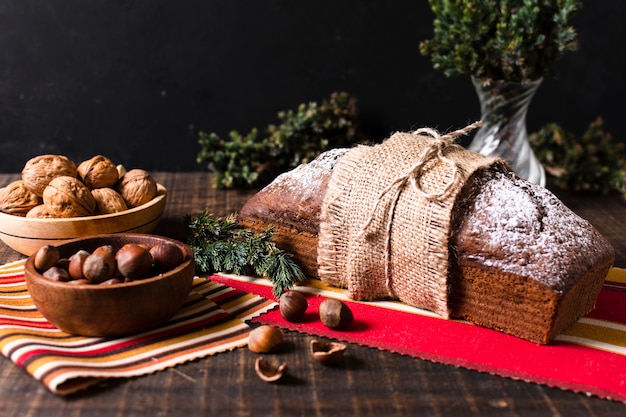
[359, 120, 483, 295]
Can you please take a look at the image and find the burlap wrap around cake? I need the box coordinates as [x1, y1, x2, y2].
[317, 125, 506, 317]
[238, 121, 614, 343]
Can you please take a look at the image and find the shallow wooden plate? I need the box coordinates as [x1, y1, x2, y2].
[0, 184, 167, 255]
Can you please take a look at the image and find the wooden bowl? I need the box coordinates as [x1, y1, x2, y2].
[0, 184, 167, 256]
[24, 233, 194, 337]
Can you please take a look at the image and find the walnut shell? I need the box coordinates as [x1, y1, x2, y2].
[21, 155, 77, 197]
[26, 204, 55, 218]
[43, 176, 97, 218]
[91, 187, 128, 214]
[116, 164, 127, 179]
[116, 169, 157, 208]
[0, 180, 42, 216]
[77, 155, 120, 189]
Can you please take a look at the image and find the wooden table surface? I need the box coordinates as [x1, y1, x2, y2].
[1, 171, 625, 417]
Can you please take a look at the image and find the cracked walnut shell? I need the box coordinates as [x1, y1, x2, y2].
[77, 155, 120, 189]
[21, 154, 78, 197]
[43, 176, 96, 218]
[91, 187, 128, 214]
[116, 169, 157, 208]
[0, 180, 42, 216]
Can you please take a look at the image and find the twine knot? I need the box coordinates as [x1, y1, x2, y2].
[358, 120, 483, 296]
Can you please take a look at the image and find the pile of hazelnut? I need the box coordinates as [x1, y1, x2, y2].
[0, 154, 158, 218]
[33, 240, 185, 285]
[248, 291, 353, 382]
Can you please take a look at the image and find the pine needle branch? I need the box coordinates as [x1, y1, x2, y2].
[187, 209, 305, 298]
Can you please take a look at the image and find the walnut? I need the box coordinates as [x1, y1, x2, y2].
[42, 176, 97, 218]
[116, 169, 157, 208]
[26, 204, 55, 218]
[77, 155, 120, 189]
[92, 187, 128, 214]
[0, 180, 42, 216]
[21, 155, 77, 197]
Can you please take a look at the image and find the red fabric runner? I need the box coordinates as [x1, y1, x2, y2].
[210, 270, 626, 403]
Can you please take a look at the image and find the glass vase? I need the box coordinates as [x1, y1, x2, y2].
[468, 75, 546, 186]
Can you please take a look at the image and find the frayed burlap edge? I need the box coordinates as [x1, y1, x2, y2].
[317, 123, 507, 317]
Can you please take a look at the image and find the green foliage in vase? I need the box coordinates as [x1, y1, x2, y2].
[529, 117, 626, 197]
[419, 0, 582, 82]
[187, 210, 305, 298]
[197, 91, 365, 189]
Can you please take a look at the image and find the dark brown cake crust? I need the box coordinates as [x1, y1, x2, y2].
[238, 148, 348, 278]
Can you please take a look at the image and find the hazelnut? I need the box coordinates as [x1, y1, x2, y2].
[42, 176, 96, 217]
[56, 258, 70, 270]
[68, 249, 90, 280]
[42, 266, 72, 282]
[99, 277, 123, 285]
[33, 244, 61, 272]
[77, 155, 119, 189]
[254, 357, 287, 383]
[116, 169, 157, 208]
[82, 245, 117, 284]
[115, 243, 153, 280]
[319, 298, 353, 329]
[67, 279, 89, 285]
[310, 340, 347, 365]
[248, 325, 284, 353]
[0, 180, 42, 216]
[91, 187, 128, 214]
[93, 245, 115, 256]
[279, 291, 308, 322]
[21, 154, 77, 197]
[149, 242, 184, 272]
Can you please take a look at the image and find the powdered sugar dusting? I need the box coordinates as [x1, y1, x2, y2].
[268, 148, 349, 194]
[274, 148, 348, 188]
[456, 172, 612, 291]
[249, 148, 349, 229]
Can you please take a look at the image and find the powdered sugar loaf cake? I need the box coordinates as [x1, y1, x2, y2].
[448, 169, 613, 343]
[238, 130, 614, 344]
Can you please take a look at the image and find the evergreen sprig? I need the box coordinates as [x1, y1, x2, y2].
[187, 210, 305, 298]
[529, 117, 626, 197]
[197, 91, 365, 189]
[419, 0, 581, 82]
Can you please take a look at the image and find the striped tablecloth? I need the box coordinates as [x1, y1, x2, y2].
[0, 259, 276, 395]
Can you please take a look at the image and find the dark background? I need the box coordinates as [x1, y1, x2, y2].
[0, 1, 624, 173]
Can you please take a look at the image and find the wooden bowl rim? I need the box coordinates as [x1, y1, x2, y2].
[24, 232, 194, 290]
[0, 183, 167, 224]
